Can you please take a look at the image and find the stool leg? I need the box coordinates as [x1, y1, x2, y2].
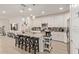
[37, 40, 39, 52]
[18, 40, 20, 48]
[15, 39, 17, 46]
[29, 43, 31, 53]
[21, 40, 23, 49]
[33, 40, 36, 54]
[25, 40, 27, 51]
[34, 45, 36, 54]
[38, 45, 39, 52]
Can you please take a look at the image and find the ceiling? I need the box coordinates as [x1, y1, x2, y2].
[0, 4, 70, 19]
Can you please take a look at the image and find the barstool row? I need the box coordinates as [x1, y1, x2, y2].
[15, 35, 39, 54]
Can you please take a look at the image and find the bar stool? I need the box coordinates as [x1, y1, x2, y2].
[21, 35, 25, 49]
[33, 37, 39, 54]
[17, 35, 24, 49]
[15, 35, 19, 47]
[24, 36, 30, 51]
[15, 35, 39, 54]
[29, 37, 39, 54]
[28, 37, 34, 53]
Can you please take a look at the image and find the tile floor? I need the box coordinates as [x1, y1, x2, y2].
[0, 36, 68, 54]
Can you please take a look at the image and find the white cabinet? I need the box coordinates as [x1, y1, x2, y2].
[54, 14, 65, 27]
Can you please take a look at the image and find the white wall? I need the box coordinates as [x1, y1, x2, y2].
[9, 17, 23, 32]
[0, 19, 9, 33]
[8, 17, 32, 32]
[70, 5, 79, 54]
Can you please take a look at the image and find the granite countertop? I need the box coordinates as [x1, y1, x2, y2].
[17, 31, 44, 38]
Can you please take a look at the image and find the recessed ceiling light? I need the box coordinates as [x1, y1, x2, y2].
[32, 16, 35, 19]
[59, 7, 63, 10]
[27, 17, 30, 20]
[42, 11, 45, 14]
[12, 23, 15, 27]
[22, 17, 25, 21]
[2, 10, 6, 14]
[20, 10, 24, 13]
[28, 8, 32, 11]
[30, 14, 33, 16]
